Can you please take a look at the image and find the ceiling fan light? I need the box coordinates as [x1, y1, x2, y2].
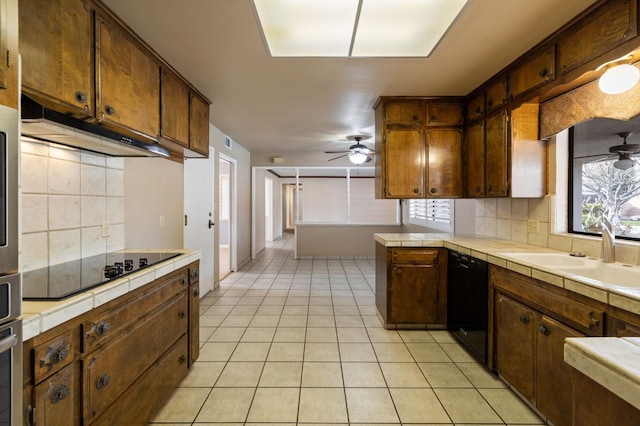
[598, 64, 640, 95]
[614, 156, 634, 170]
[349, 152, 368, 164]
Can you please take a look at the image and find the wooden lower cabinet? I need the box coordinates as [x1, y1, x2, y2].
[376, 244, 446, 327]
[188, 262, 200, 366]
[23, 262, 199, 425]
[491, 266, 603, 426]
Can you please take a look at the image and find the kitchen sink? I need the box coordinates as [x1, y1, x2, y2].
[558, 263, 640, 288]
[499, 252, 640, 288]
[498, 252, 598, 268]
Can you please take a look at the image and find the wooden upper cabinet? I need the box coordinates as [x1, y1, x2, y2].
[509, 45, 556, 100]
[510, 103, 547, 198]
[426, 128, 463, 197]
[95, 13, 160, 140]
[485, 79, 508, 113]
[558, 0, 638, 76]
[20, 0, 93, 115]
[485, 110, 509, 197]
[0, 0, 18, 109]
[384, 100, 424, 127]
[426, 103, 463, 126]
[466, 93, 485, 122]
[466, 121, 485, 198]
[189, 92, 210, 156]
[160, 68, 190, 147]
[383, 129, 425, 198]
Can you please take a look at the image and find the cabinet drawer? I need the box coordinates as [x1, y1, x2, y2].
[384, 101, 424, 127]
[83, 293, 187, 422]
[82, 269, 188, 353]
[485, 79, 507, 112]
[509, 45, 556, 99]
[391, 248, 439, 264]
[33, 329, 75, 384]
[91, 334, 188, 426]
[466, 94, 485, 122]
[426, 103, 463, 126]
[490, 267, 604, 335]
[33, 363, 76, 426]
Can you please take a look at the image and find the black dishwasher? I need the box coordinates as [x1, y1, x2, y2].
[447, 250, 488, 364]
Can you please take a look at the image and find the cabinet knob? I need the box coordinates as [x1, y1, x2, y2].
[51, 384, 70, 404]
[395, 268, 402, 275]
[178, 355, 187, 365]
[96, 320, 111, 337]
[589, 312, 600, 329]
[40, 344, 70, 368]
[96, 373, 111, 390]
[413, 187, 420, 194]
[413, 115, 419, 121]
[178, 310, 186, 319]
[430, 188, 437, 194]
[539, 68, 550, 79]
[431, 115, 438, 121]
[74, 91, 87, 103]
[181, 276, 187, 286]
[538, 325, 550, 336]
[192, 287, 200, 297]
[519, 314, 530, 324]
[476, 186, 481, 193]
[104, 105, 115, 116]
[487, 99, 493, 108]
[475, 107, 481, 114]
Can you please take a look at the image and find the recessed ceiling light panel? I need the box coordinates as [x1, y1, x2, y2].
[253, 0, 359, 57]
[353, 0, 468, 57]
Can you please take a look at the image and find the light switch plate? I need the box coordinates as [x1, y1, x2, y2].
[528, 219, 539, 233]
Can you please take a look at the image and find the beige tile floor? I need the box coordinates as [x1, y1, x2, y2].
[150, 235, 545, 425]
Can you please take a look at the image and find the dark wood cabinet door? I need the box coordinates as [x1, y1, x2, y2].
[20, 0, 93, 116]
[161, 68, 190, 147]
[466, 121, 485, 197]
[466, 93, 485, 122]
[509, 45, 556, 100]
[558, 0, 638, 76]
[494, 293, 535, 401]
[188, 283, 200, 366]
[426, 103, 463, 126]
[485, 79, 507, 113]
[535, 315, 583, 426]
[389, 264, 440, 324]
[426, 128, 463, 197]
[485, 110, 509, 197]
[383, 129, 425, 198]
[34, 363, 76, 426]
[189, 92, 210, 156]
[96, 13, 160, 140]
[384, 100, 424, 127]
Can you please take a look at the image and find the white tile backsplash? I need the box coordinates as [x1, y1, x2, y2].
[21, 139, 126, 271]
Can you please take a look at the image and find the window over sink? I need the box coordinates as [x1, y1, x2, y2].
[569, 116, 640, 241]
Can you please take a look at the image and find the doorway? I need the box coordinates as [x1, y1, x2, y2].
[218, 157, 234, 280]
[283, 183, 302, 232]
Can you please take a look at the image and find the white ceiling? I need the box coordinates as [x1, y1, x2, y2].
[102, 0, 598, 157]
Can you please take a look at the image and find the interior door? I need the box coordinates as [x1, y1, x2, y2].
[184, 146, 215, 296]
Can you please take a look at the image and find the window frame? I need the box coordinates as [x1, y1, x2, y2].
[407, 198, 454, 233]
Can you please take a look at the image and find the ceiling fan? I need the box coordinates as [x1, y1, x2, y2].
[324, 135, 375, 164]
[590, 132, 640, 170]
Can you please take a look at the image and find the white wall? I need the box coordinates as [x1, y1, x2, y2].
[124, 157, 183, 249]
[302, 178, 348, 222]
[253, 168, 267, 255]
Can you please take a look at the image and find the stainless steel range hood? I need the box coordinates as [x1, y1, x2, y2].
[21, 96, 170, 157]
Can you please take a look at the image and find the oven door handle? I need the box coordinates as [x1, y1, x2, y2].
[0, 333, 18, 354]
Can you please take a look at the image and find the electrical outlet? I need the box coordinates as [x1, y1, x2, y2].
[528, 219, 539, 233]
[101, 220, 110, 237]
[159, 215, 165, 227]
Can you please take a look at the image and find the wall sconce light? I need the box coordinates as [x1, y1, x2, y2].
[597, 57, 640, 95]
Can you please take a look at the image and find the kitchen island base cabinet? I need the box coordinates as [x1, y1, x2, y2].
[570, 367, 640, 426]
[23, 261, 199, 425]
[376, 244, 446, 328]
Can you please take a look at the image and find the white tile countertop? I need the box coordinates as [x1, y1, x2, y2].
[375, 232, 640, 411]
[21, 249, 201, 341]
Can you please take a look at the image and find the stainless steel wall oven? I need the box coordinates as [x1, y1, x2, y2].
[0, 103, 21, 426]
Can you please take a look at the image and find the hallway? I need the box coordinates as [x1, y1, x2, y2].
[150, 234, 544, 425]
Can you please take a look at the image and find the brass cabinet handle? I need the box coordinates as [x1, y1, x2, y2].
[538, 325, 550, 336]
[50, 384, 70, 404]
[96, 373, 111, 390]
[589, 312, 600, 329]
[519, 314, 530, 324]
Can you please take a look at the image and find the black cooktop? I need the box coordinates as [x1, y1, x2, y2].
[22, 252, 180, 300]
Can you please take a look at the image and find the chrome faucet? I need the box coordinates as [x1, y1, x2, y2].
[587, 218, 615, 263]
